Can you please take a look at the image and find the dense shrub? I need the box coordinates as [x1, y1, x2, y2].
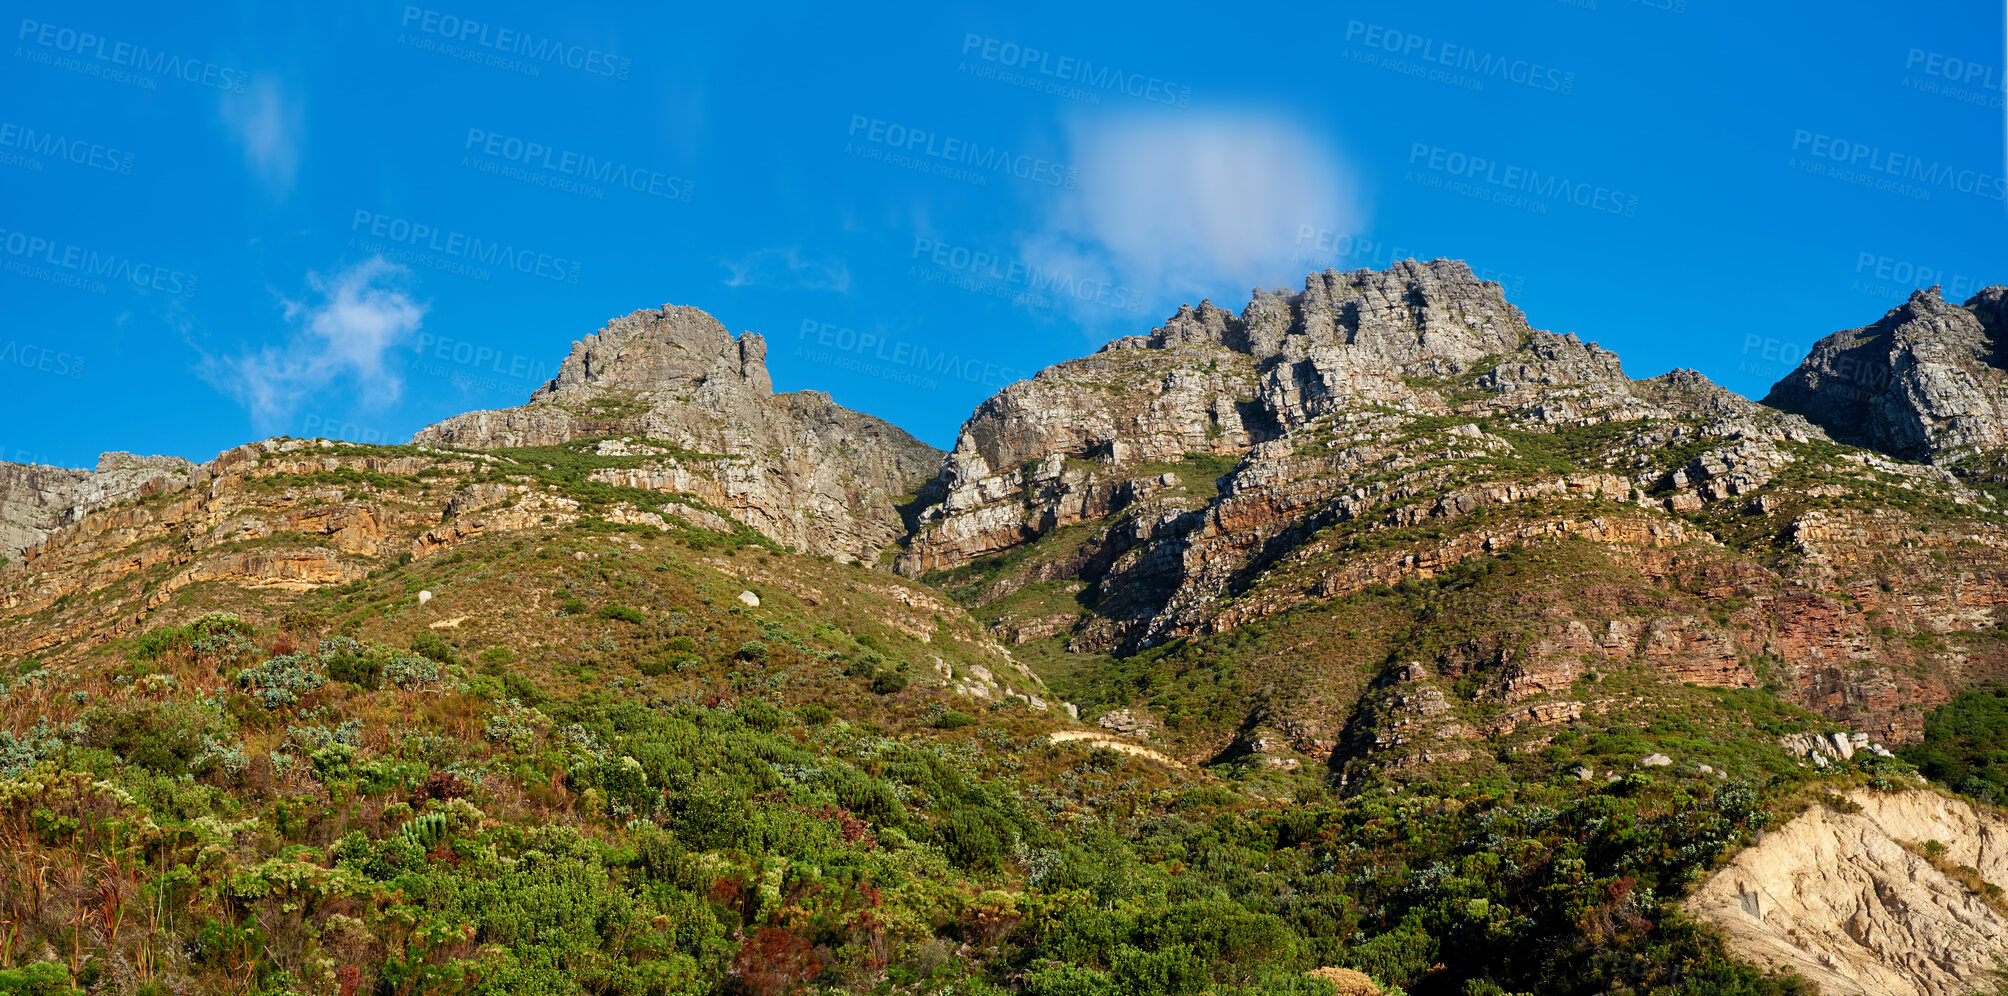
[408, 631, 461, 666]
[235, 654, 327, 708]
[596, 604, 648, 624]
[1903, 682, 2008, 803]
[0, 962, 82, 996]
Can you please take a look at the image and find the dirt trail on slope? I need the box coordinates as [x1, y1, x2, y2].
[1045, 730, 1184, 767]
[1688, 790, 2008, 996]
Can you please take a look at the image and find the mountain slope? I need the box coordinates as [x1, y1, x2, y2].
[1, 263, 2005, 996]
[897, 262, 2008, 774]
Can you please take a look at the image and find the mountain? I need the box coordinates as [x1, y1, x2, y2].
[1765, 284, 2008, 464]
[897, 261, 2008, 770]
[0, 265, 2004, 996]
[414, 304, 942, 562]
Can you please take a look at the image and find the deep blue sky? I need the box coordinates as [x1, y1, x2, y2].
[3, 1, 2003, 466]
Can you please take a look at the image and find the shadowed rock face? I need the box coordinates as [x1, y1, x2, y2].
[413, 305, 943, 562]
[1763, 285, 2008, 463]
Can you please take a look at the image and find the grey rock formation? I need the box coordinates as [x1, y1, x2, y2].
[414, 305, 943, 562]
[0, 452, 198, 558]
[896, 259, 1744, 650]
[1763, 285, 2008, 463]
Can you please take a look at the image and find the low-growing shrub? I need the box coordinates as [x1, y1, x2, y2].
[596, 604, 648, 624]
[236, 654, 327, 708]
[409, 631, 461, 667]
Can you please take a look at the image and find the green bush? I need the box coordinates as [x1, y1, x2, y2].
[871, 666, 910, 695]
[1903, 683, 2008, 803]
[409, 631, 461, 667]
[321, 636, 383, 688]
[86, 704, 215, 776]
[596, 604, 648, 624]
[235, 654, 327, 708]
[636, 653, 698, 677]
[0, 962, 81, 996]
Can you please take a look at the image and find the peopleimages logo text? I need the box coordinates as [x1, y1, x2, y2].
[1855, 252, 1983, 301]
[911, 236, 1141, 312]
[400, 7, 630, 79]
[0, 228, 198, 295]
[0, 122, 132, 174]
[1790, 130, 2006, 201]
[16, 19, 250, 92]
[1905, 49, 2005, 92]
[0, 340, 84, 380]
[959, 35, 1191, 107]
[464, 129, 693, 202]
[413, 333, 556, 385]
[847, 116, 1078, 189]
[1407, 144, 1637, 216]
[351, 210, 581, 284]
[1345, 21, 1574, 94]
[798, 319, 1027, 391]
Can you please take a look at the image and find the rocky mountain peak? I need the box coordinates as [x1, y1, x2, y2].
[414, 304, 940, 562]
[894, 258, 1849, 656]
[1261, 257, 1531, 366]
[1763, 282, 2008, 463]
[530, 304, 773, 401]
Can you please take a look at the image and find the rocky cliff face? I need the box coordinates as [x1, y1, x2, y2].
[1765, 286, 2008, 463]
[414, 305, 942, 562]
[1689, 789, 2008, 996]
[0, 452, 198, 558]
[896, 260, 2008, 764]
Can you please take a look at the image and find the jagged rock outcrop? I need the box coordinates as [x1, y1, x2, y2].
[0, 452, 198, 557]
[1689, 789, 2008, 996]
[414, 305, 942, 561]
[901, 261, 1803, 646]
[1765, 285, 2008, 463]
[894, 259, 2008, 755]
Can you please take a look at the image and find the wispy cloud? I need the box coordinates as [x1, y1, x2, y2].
[720, 247, 851, 292]
[219, 79, 304, 195]
[204, 257, 426, 431]
[1021, 112, 1364, 328]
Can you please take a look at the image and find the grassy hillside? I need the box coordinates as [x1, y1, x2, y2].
[0, 436, 1970, 996]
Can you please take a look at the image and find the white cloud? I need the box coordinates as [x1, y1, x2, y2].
[220, 80, 304, 194]
[1020, 112, 1364, 327]
[208, 257, 426, 430]
[720, 247, 851, 292]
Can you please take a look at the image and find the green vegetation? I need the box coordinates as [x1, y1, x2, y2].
[7, 400, 1989, 996]
[0, 520, 1842, 996]
[1903, 683, 2008, 804]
